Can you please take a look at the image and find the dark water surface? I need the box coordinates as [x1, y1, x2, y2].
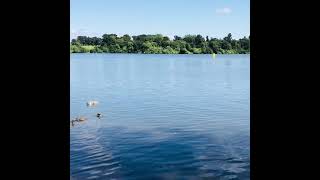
[70, 54, 250, 180]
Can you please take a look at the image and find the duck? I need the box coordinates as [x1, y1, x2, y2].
[76, 117, 87, 122]
[72, 117, 87, 122]
[87, 100, 99, 107]
[96, 113, 102, 119]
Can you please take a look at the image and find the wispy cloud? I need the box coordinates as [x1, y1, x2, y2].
[70, 28, 101, 40]
[70, 28, 88, 38]
[215, 7, 232, 15]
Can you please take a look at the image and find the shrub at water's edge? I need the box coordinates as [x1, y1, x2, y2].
[70, 33, 250, 54]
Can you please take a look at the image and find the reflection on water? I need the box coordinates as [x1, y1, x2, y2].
[71, 54, 250, 179]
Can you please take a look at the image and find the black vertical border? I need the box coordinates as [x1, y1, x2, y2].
[3, 0, 71, 179]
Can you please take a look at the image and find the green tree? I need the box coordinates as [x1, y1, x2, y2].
[221, 40, 232, 50]
[179, 48, 191, 54]
[183, 35, 196, 47]
[101, 46, 109, 53]
[174, 35, 182, 41]
[195, 35, 205, 47]
[122, 34, 131, 41]
[102, 34, 118, 45]
[71, 33, 249, 54]
[223, 33, 232, 43]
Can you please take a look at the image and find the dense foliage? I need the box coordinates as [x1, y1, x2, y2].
[70, 33, 249, 54]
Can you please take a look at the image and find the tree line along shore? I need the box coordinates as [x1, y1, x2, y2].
[71, 33, 249, 54]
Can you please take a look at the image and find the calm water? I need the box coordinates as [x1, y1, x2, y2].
[70, 54, 250, 180]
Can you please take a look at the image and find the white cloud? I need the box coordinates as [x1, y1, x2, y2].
[216, 7, 232, 15]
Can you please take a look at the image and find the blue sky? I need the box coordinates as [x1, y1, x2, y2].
[71, 0, 250, 40]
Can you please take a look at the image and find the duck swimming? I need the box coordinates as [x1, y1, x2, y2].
[76, 117, 87, 122]
[71, 117, 87, 122]
[87, 100, 99, 107]
[96, 113, 102, 119]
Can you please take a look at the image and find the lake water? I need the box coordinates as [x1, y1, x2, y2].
[70, 54, 250, 180]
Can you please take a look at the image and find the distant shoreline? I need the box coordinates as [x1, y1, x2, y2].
[71, 33, 250, 54]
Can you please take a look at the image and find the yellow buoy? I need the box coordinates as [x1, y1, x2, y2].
[212, 53, 216, 59]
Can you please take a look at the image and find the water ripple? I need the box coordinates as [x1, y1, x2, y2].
[71, 54, 250, 179]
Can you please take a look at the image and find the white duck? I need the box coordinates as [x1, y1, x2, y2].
[86, 100, 99, 107]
